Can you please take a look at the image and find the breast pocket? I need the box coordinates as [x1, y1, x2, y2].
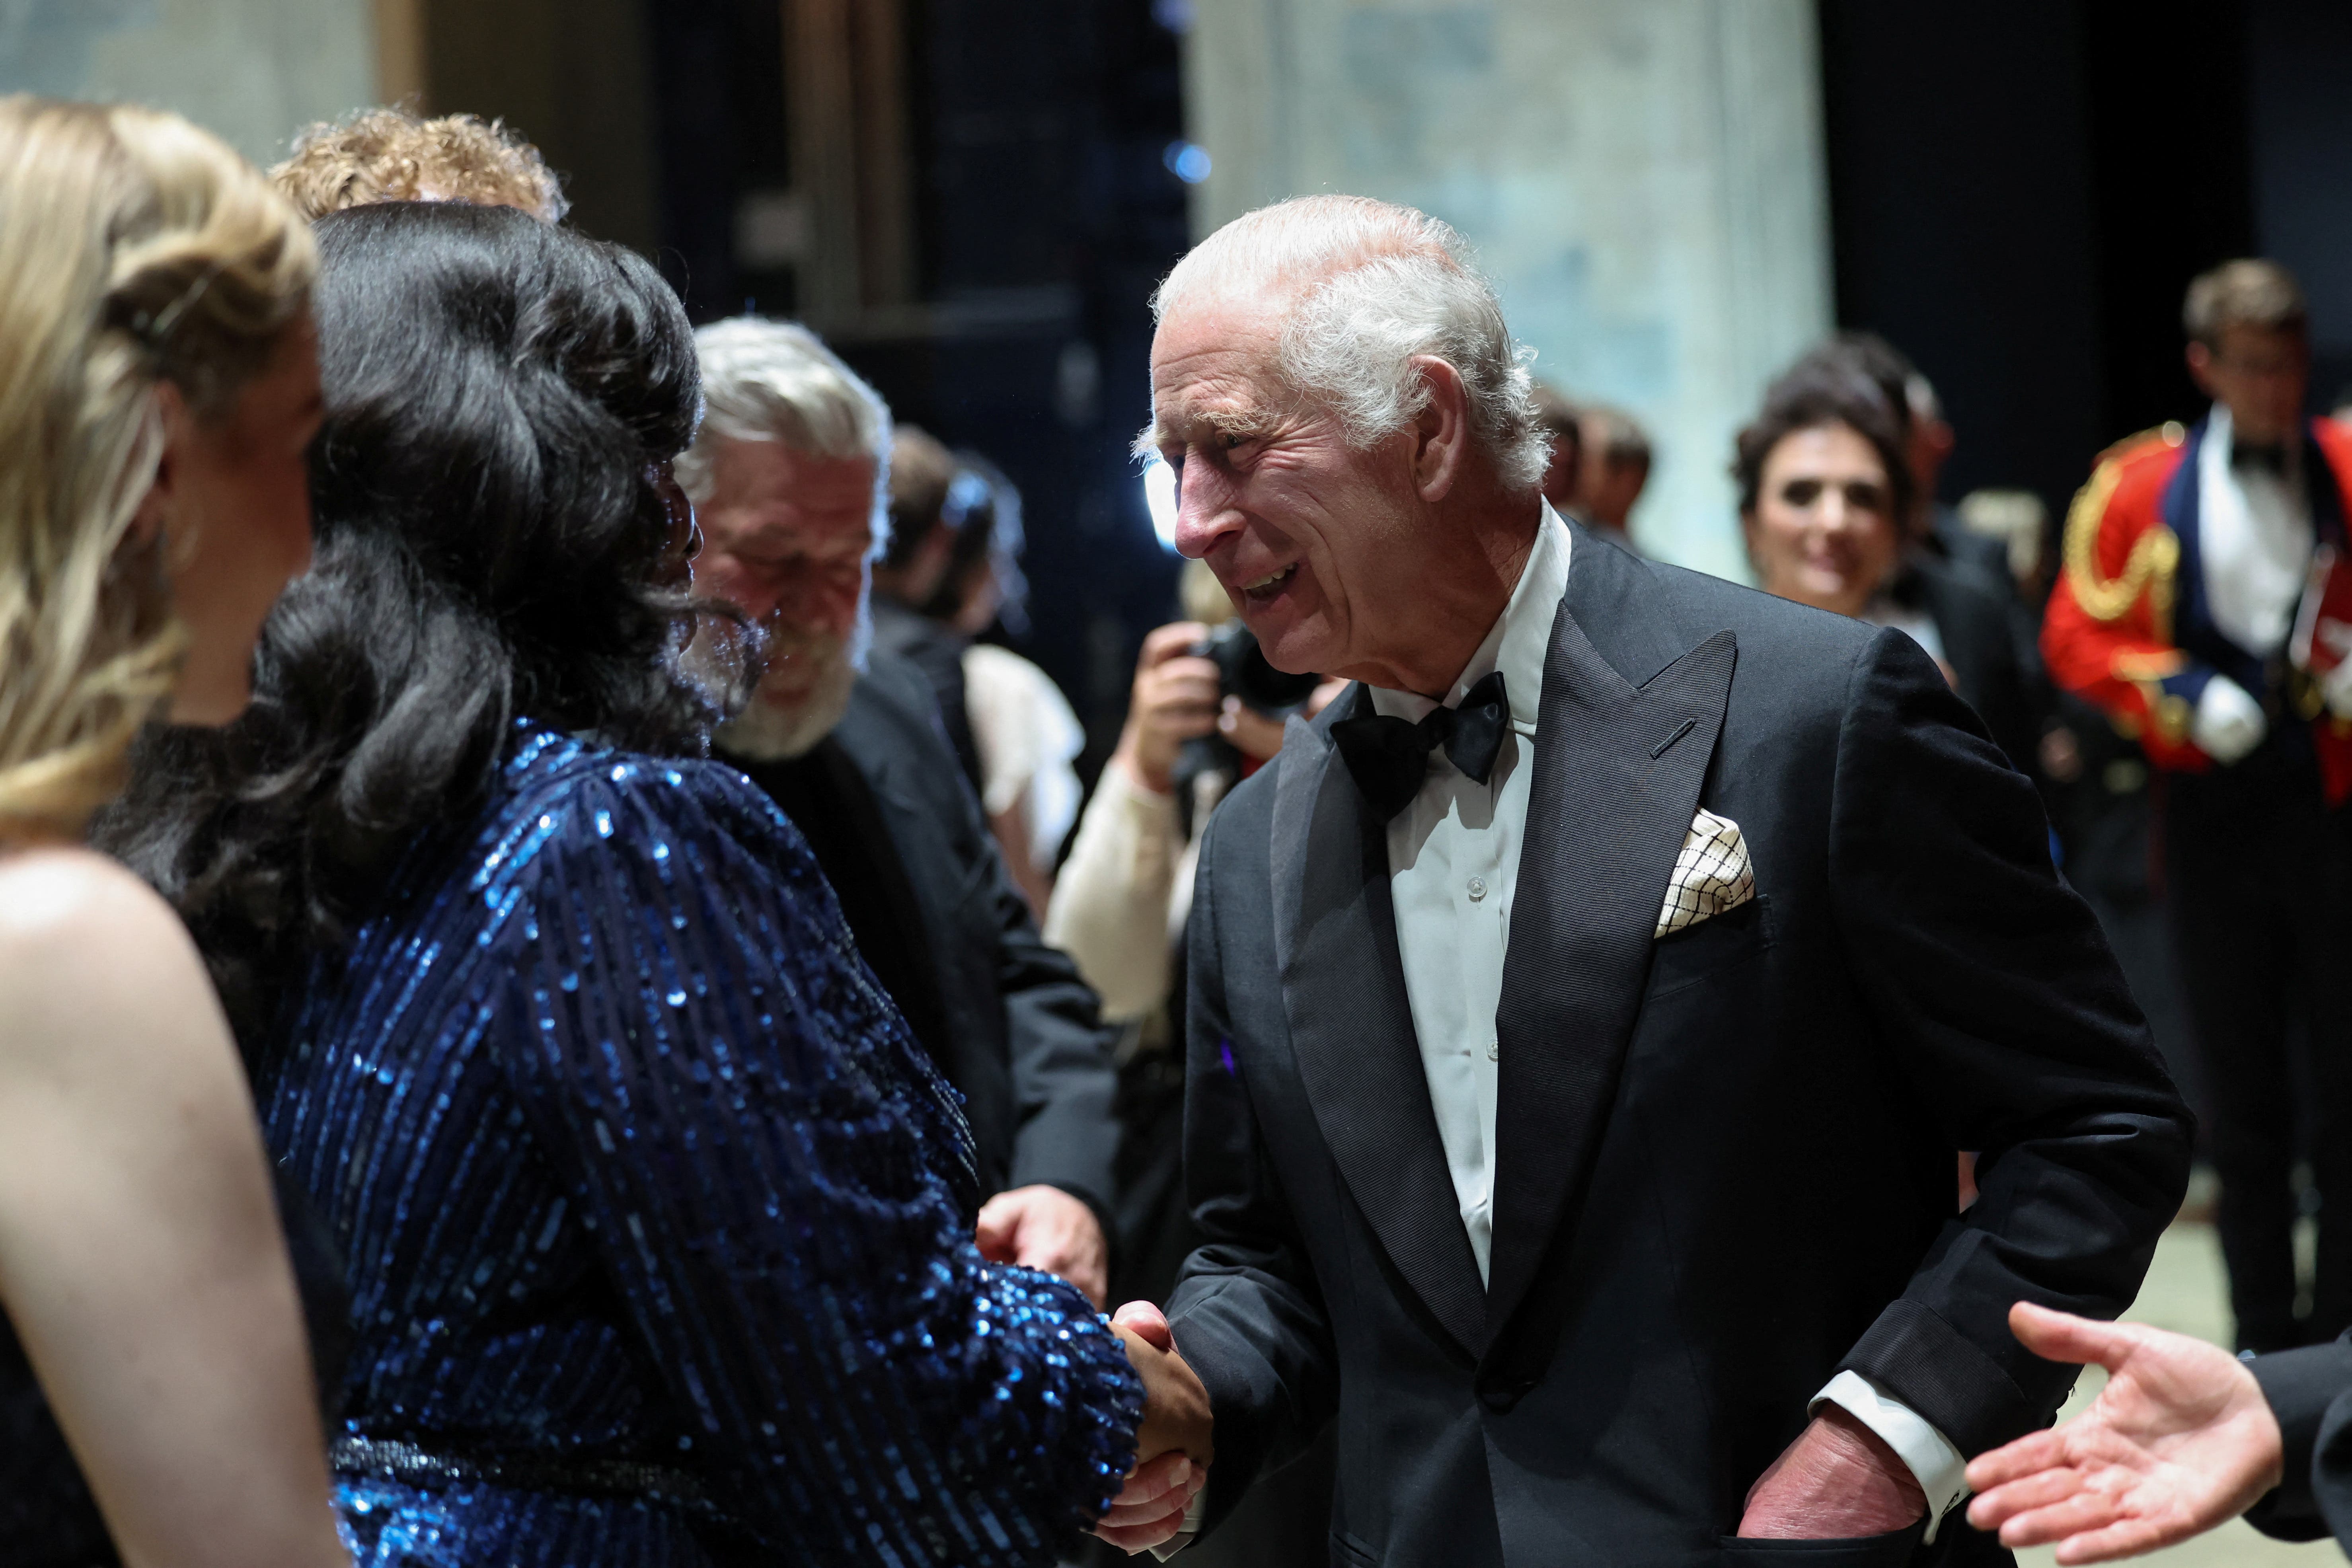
[1646, 893, 1775, 1001]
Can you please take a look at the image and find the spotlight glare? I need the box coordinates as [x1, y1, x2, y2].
[1142, 457, 1179, 551]
[1161, 141, 1212, 185]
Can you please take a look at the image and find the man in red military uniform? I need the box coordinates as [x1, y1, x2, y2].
[2046, 258, 2352, 1352]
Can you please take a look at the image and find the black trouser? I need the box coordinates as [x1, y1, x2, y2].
[2165, 741, 2352, 1351]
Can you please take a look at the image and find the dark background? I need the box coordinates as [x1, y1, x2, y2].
[1818, 0, 2352, 520]
[413, 0, 2352, 771]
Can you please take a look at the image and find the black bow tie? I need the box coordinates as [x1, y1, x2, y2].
[2234, 441, 2290, 475]
[1330, 670, 1511, 821]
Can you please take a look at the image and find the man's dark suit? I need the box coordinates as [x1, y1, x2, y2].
[728, 651, 1119, 1215]
[2247, 1337, 2352, 1554]
[1166, 526, 2192, 1568]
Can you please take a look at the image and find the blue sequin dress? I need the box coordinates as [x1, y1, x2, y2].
[261, 724, 1141, 1566]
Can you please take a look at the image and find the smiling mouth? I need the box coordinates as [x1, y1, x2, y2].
[1237, 563, 1297, 603]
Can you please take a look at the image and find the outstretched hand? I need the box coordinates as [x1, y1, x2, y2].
[1097, 1300, 1212, 1554]
[1965, 1302, 2284, 1563]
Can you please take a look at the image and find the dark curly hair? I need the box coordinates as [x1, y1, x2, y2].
[1730, 356, 1914, 526]
[99, 201, 725, 1049]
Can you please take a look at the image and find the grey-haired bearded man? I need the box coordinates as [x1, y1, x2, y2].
[679, 319, 1124, 1315]
[1099, 195, 2192, 1567]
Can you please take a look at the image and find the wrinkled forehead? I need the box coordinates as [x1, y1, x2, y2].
[704, 436, 877, 542]
[1147, 294, 1290, 440]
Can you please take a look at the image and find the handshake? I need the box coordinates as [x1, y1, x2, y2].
[1098, 1300, 1216, 1555]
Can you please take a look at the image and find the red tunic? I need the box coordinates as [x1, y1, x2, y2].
[2042, 418, 2352, 804]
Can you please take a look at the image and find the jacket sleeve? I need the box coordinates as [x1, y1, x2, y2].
[992, 829, 1124, 1220]
[1827, 628, 2194, 1457]
[2245, 1339, 2352, 1545]
[1162, 805, 1341, 1533]
[499, 760, 1139, 1562]
[1042, 762, 1184, 1025]
[2041, 450, 2218, 770]
[939, 742, 1126, 1220]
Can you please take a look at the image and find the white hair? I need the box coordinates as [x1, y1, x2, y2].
[680, 317, 892, 691]
[677, 316, 892, 511]
[1149, 195, 1548, 494]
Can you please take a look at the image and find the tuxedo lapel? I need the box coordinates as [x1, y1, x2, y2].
[1483, 579, 1737, 1344]
[1272, 698, 1489, 1358]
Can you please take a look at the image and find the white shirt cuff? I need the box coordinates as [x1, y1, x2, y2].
[1812, 1369, 1969, 1544]
[1146, 1491, 1206, 1559]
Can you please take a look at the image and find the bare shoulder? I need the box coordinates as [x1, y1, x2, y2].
[0, 846, 225, 1072]
[0, 845, 196, 969]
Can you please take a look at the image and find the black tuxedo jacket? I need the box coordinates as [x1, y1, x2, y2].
[730, 652, 1120, 1215]
[1165, 527, 2191, 1568]
[2247, 1334, 2352, 1552]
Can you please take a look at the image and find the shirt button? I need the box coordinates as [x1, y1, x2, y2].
[1467, 877, 1488, 902]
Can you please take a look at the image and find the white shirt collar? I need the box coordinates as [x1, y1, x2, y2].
[1368, 504, 1572, 732]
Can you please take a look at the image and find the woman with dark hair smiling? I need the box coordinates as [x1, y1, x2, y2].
[1734, 358, 2043, 780]
[107, 201, 1204, 1566]
[1733, 364, 1920, 631]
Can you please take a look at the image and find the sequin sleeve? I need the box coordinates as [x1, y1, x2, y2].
[493, 754, 1142, 1562]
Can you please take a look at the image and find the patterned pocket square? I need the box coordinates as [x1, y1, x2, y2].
[1655, 808, 1755, 937]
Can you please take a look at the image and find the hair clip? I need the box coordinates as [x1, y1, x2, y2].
[112, 258, 230, 354]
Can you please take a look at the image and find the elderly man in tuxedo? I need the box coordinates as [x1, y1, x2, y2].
[1099, 196, 2193, 1567]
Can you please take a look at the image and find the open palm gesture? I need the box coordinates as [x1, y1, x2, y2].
[1964, 1302, 2285, 1562]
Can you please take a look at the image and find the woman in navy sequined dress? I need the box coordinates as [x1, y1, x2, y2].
[114, 203, 1184, 1565]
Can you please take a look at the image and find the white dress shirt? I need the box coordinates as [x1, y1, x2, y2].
[2198, 403, 2313, 658]
[1369, 506, 1968, 1538]
[1372, 508, 1566, 1285]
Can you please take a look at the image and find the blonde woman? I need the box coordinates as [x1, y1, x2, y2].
[0, 98, 345, 1566]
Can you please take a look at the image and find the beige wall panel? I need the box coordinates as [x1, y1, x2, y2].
[1181, 0, 1833, 579]
[0, 0, 374, 170]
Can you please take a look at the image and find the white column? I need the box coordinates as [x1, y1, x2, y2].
[0, 0, 375, 171]
[1182, 0, 1833, 580]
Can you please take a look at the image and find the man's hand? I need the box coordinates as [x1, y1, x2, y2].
[975, 1185, 1108, 1309]
[1964, 1302, 2283, 1564]
[1215, 675, 1347, 764]
[1096, 1301, 1213, 1554]
[1112, 623, 1220, 795]
[1739, 1404, 1927, 1539]
[1216, 697, 1287, 763]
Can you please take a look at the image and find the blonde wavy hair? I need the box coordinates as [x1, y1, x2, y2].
[0, 96, 316, 839]
[271, 107, 566, 222]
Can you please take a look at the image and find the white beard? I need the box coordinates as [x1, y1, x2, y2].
[713, 636, 859, 762]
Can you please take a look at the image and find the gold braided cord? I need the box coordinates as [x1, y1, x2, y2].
[2109, 648, 2186, 682]
[2062, 454, 2180, 639]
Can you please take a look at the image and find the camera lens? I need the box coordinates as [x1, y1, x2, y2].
[1201, 621, 1321, 714]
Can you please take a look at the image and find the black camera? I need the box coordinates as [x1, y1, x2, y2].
[1198, 620, 1322, 716]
